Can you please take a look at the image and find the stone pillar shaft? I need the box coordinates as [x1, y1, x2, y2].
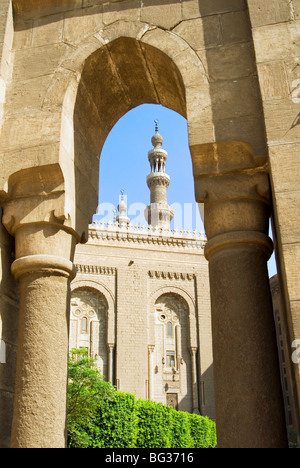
[190, 347, 199, 414]
[8, 228, 77, 448]
[207, 235, 286, 447]
[11, 264, 74, 448]
[193, 141, 288, 448]
[148, 345, 155, 400]
[107, 343, 115, 383]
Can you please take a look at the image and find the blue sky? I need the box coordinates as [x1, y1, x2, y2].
[96, 103, 277, 278]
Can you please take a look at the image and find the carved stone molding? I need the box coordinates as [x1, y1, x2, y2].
[75, 264, 116, 275]
[147, 173, 170, 189]
[148, 270, 195, 281]
[204, 230, 274, 262]
[12, 254, 76, 281]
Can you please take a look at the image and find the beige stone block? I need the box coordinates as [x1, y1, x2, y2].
[172, 48, 207, 87]
[42, 68, 75, 109]
[102, 19, 146, 43]
[188, 119, 215, 148]
[197, 0, 247, 17]
[141, 0, 182, 30]
[213, 114, 268, 157]
[205, 42, 255, 81]
[258, 61, 289, 101]
[174, 16, 221, 51]
[142, 28, 189, 59]
[12, 24, 33, 50]
[0, 111, 61, 153]
[5, 75, 52, 116]
[248, 0, 293, 28]
[103, 0, 140, 25]
[282, 243, 300, 302]
[210, 76, 262, 121]
[253, 22, 300, 62]
[64, 6, 103, 45]
[269, 143, 300, 193]
[220, 10, 252, 44]
[13, 42, 71, 82]
[32, 15, 64, 47]
[186, 84, 212, 124]
[182, 0, 201, 20]
[263, 99, 300, 145]
[3, 143, 61, 181]
[274, 191, 300, 245]
[13, 0, 82, 20]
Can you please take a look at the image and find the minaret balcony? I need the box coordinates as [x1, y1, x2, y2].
[147, 172, 170, 189]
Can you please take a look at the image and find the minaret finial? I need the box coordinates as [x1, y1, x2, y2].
[154, 119, 159, 133]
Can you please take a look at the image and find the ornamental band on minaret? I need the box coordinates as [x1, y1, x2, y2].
[144, 121, 174, 229]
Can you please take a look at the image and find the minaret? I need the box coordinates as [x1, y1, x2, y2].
[116, 190, 130, 226]
[145, 121, 174, 228]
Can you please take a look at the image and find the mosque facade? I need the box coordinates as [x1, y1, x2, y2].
[69, 128, 215, 418]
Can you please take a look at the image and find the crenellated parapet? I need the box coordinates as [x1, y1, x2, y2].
[88, 220, 206, 251]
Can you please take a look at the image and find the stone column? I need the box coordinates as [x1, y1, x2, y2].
[107, 343, 115, 383]
[148, 345, 155, 400]
[192, 141, 288, 448]
[2, 170, 79, 448]
[190, 347, 199, 414]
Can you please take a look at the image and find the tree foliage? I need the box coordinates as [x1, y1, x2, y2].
[67, 348, 114, 448]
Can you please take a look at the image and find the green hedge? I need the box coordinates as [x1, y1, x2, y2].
[91, 392, 138, 448]
[83, 391, 216, 449]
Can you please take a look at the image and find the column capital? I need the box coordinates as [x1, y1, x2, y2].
[193, 141, 270, 206]
[1, 164, 81, 242]
[192, 141, 272, 254]
[2, 165, 79, 281]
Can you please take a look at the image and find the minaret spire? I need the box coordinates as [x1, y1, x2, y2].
[117, 189, 130, 226]
[144, 122, 174, 228]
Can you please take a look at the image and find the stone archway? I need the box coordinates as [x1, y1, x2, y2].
[0, 6, 291, 448]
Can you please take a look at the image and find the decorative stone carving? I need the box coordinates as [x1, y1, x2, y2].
[148, 270, 195, 281]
